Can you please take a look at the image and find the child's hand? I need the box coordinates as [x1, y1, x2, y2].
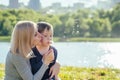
[42, 49, 54, 65]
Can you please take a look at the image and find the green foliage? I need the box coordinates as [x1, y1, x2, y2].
[65, 18, 74, 37]
[0, 3, 120, 38]
[111, 3, 120, 23]
[112, 21, 120, 37]
[2, 19, 13, 35]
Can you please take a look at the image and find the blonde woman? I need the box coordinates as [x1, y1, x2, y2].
[4, 21, 54, 80]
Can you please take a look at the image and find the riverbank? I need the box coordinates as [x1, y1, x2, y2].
[0, 36, 120, 42]
[0, 36, 11, 42]
[0, 64, 120, 80]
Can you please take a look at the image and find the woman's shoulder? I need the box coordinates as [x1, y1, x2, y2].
[7, 50, 25, 61]
[7, 50, 29, 67]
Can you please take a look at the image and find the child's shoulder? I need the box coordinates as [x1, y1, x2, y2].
[50, 46, 57, 51]
[50, 46, 58, 56]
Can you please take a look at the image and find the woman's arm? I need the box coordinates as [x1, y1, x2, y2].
[12, 53, 48, 80]
[49, 61, 60, 79]
[11, 49, 54, 80]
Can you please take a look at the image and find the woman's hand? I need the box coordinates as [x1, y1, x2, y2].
[49, 62, 60, 79]
[42, 49, 54, 65]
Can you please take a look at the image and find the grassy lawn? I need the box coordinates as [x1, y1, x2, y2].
[1, 64, 120, 80]
[0, 36, 11, 42]
[59, 66, 120, 80]
[0, 64, 4, 80]
[54, 37, 120, 42]
[1, 36, 120, 42]
[67, 37, 120, 42]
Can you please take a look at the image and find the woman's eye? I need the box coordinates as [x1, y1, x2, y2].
[44, 35, 47, 37]
[34, 32, 37, 36]
[42, 34, 47, 37]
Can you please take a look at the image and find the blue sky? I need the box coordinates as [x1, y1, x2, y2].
[0, 0, 98, 7]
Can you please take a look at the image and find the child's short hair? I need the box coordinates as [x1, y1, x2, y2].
[37, 22, 53, 33]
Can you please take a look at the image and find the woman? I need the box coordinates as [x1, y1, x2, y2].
[4, 21, 54, 80]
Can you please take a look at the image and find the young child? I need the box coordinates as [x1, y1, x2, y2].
[30, 22, 59, 80]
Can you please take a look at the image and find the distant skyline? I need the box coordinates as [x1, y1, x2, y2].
[0, 0, 98, 8]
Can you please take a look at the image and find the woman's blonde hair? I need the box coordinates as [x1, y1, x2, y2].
[10, 21, 37, 58]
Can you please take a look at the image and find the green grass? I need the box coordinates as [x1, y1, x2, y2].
[0, 64, 5, 80]
[54, 37, 120, 42]
[1, 36, 120, 42]
[0, 36, 10, 42]
[1, 64, 120, 80]
[59, 66, 120, 80]
[68, 37, 120, 42]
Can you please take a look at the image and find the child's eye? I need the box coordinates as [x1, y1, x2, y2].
[44, 35, 47, 37]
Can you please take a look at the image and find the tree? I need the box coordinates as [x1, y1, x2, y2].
[111, 3, 120, 23]
[101, 18, 112, 37]
[65, 18, 74, 37]
[2, 19, 13, 35]
[112, 21, 120, 37]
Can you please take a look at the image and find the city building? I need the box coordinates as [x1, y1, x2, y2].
[28, 0, 41, 11]
[9, 0, 19, 8]
[73, 2, 85, 9]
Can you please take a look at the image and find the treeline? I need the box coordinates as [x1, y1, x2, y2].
[0, 3, 120, 38]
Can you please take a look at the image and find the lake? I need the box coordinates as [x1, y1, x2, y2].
[0, 42, 120, 69]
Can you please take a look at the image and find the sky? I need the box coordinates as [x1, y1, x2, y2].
[0, 0, 98, 8]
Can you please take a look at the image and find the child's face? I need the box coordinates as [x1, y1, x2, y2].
[41, 28, 53, 47]
[32, 31, 41, 47]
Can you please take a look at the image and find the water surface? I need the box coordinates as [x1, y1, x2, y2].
[0, 42, 120, 68]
